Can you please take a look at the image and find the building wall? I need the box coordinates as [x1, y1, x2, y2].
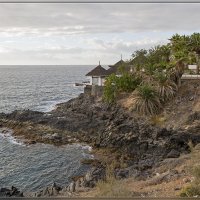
[91, 85, 104, 96]
[84, 85, 92, 96]
[84, 85, 103, 97]
[90, 76, 106, 86]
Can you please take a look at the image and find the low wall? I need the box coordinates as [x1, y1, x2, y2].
[181, 74, 200, 80]
[91, 85, 104, 97]
[84, 85, 92, 96]
[84, 85, 104, 97]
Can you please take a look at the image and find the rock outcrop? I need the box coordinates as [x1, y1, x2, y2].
[0, 186, 23, 197]
[0, 86, 200, 197]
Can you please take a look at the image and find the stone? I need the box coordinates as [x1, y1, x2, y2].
[166, 150, 180, 158]
[174, 187, 181, 191]
[52, 133, 62, 140]
[183, 177, 192, 183]
[115, 169, 129, 179]
[0, 186, 23, 197]
[69, 182, 75, 192]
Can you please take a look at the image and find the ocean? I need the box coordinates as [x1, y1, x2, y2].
[0, 65, 94, 113]
[0, 65, 95, 192]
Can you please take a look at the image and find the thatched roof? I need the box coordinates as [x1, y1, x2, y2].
[85, 65, 108, 76]
[107, 65, 120, 75]
[108, 59, 125, 68]
[107, 59, 133, 75]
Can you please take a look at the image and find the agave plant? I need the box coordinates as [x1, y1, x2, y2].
[132, 84, 162, 115]
[153, 72, 178, 102]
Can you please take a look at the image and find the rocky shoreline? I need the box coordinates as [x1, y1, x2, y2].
[0, 91, 200, 197]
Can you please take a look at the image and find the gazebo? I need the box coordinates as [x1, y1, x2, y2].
[85, 62, 108, 86]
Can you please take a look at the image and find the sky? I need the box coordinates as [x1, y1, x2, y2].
[0, 3, 200, 65]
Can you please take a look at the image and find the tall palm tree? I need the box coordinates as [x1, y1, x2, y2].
[169, 58, 187, 87]
[188, 33, 200, 74]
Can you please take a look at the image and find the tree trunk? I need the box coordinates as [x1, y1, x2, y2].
[195, 54, 200, 74]
[197, 54, 200, 74]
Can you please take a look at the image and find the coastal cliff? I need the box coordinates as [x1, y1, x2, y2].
[0, 80, 200, 197]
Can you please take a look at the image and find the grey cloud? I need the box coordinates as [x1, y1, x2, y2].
[0, 3, 199, 64]
[0, 3, 199, 35]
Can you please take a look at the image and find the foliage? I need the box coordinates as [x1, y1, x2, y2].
[103, 74, 119, 104]
[103, 32, 200, 114]
[180, 166, 200, 197]
[180, 144, 200, 197]
[130, 49, 148, 71]
[103, 71, 141, 103]
[117, 73, 141, 92]
[169, 34, 190, 60]
[180, 184, 200, 197]
[132, 84, 162, 115]
[188, 33, 200, 55]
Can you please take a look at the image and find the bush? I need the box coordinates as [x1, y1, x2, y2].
[117, 73, 141, 93]
[103, 72, 141, 103]
[180, 184, 200, 197]
[103, 74, 119, 104]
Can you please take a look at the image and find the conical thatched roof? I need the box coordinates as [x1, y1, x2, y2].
[107, 59, 128, 75]
[108, 59, 125, 68]
[86, 65, 108, 76]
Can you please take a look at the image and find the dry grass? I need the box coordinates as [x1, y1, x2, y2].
[179, 143, 200, 197]
[150, 115, 166, 126]
[95, 163, 133, 197]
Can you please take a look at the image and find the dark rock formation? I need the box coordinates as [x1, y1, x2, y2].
[0, 186, 23, 197]
[0, 92, 200, 196]
[1, 93, 200, 165]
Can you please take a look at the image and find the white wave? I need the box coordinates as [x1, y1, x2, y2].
[36, 99, 68, 113]
[81, 145, 92, 152]
[0, 128, 25, 146]
[74, 143, 92, 152]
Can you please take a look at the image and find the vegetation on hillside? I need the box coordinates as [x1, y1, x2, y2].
[103, 32, 200, 115]
[180, 144, 200, 197]
[95, 162, 133, 197]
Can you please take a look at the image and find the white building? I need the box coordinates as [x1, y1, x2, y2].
[85, 64, 108, 86]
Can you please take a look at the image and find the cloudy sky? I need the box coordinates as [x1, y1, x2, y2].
[0, 3, 199, 65]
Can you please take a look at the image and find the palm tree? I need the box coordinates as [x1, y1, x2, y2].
[188, 33, 200, 74]
[168, 58, 187, 87]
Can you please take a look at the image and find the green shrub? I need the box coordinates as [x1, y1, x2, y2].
[117, 73, 141, 92]
[103, 74, 119, 103]
[103, 72, 141, 103]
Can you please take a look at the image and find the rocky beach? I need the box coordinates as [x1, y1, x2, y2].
[0, 80, 200, 197]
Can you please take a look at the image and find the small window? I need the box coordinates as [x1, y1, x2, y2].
[92, 77, 99, 85]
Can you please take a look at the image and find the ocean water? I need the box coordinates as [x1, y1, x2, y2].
[0, 65, 94, 113]
[0, 65, 95, 192]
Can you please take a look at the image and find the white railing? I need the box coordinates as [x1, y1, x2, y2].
[181, 74, 200, 79]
